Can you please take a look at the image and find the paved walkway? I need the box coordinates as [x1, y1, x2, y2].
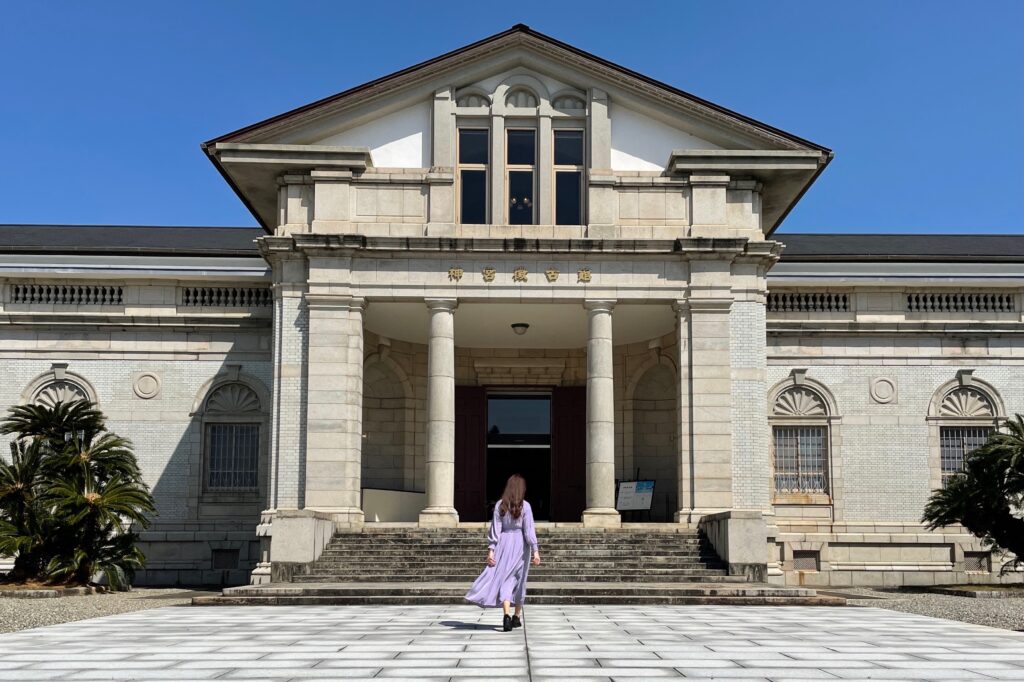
[0, 604, 1022, 680]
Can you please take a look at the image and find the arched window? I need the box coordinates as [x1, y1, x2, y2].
[770, 384, 833, 498]
[930, 379, 1001, 487]
[202, 382, 264, 492]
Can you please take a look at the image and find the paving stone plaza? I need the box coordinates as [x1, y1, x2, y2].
[0, 605, 1023, 680]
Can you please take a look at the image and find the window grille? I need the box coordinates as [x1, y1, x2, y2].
[773, 426, 829, 495]
[180, 287, 271, 308]
[963, 552, 990, 573]
[792, 550, 819, 571]
[907, 292, 1015, 313]
[939, 426, 992, 485]
[207, 423, 259, 491]
[9, 283, 123, 306]
[767, 292, 849, 313]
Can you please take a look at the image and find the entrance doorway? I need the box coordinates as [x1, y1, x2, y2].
[486, 394, 552, 520]
[454, 386, 585, 522]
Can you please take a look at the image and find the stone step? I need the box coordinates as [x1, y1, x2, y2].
[309, 560, 721, 570]
[293, 573, 743, 584]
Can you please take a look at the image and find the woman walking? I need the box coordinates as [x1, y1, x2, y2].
[465, 474, 541, 631]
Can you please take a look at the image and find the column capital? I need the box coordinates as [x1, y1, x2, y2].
[672, 299, 690, 314]
[583, 299, 616, 313]
[688, 297, 733, 314]
[304, 294, 365, 311]
[425, 298, 458, 311]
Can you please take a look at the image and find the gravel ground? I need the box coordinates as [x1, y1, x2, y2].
[842, 586, 1024, 631]
[0, 588, 210, 633]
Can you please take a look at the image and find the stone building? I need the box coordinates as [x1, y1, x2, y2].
[1, 26, 1020, 588]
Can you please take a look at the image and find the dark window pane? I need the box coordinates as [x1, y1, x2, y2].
[459, 129, 488, 164]
[208, 423, 259, 491]
[488, 396, 551, 440]
[508, 171, 534, 225]
[507, 129, 536, 165]
[461, 170, 487, 224]
[555, 171, 582, 225]
[554, 130, 584, 166]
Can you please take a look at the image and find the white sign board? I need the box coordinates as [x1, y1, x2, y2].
[616, 480, 655, 511]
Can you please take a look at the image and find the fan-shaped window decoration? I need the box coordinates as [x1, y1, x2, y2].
[772, 387, 827, 417]
[505, 88, 538, 109]
[206, 384, 261, 414]
[33, 380, 90, 408]
[203, 383, 263, 492]
[552, 95, 586, 111]
[456, 93, 489, 107]
[770, 386, 831, 497]
[939, 387, 995, 418]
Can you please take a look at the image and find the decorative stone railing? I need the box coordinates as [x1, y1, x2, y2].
[906, 292, 1016, 314]
[7, 283, 123, 306]
[179, 286, 272, 308]
[767, 292, 850, 313]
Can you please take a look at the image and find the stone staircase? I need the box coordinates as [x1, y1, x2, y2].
[194, 527, 843, 606]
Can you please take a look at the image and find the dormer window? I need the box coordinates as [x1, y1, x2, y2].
[506, 129, 536, 225]
[458, 128, 489, 224]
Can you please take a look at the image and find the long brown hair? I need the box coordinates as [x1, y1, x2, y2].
[499, 474, 526, 519]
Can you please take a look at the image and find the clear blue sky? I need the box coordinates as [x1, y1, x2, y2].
[2, 1, 1021, 234]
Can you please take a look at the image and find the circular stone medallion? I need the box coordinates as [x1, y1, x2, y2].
[133, 373, 161, 399]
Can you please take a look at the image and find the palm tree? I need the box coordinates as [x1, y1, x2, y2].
[0, 400, 155, 587]
[923, 414, 1024, 570]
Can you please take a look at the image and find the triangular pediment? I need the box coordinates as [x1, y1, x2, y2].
[205, 25, 830, 233]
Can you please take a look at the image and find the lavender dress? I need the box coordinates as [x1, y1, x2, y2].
[465, 500, 538, 607]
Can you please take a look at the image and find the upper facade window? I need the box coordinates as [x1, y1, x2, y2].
[768, 380, 839, 503]
[458, 128, 489, 224]
[201, 382, 265, 493]
[453, 73, 588, 227]
[554, 130, 584, 225]
[507, 129, 536, 224]
[933, 384, 999, 486]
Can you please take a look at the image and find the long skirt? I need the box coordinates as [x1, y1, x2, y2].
[465, 532, 530, 607]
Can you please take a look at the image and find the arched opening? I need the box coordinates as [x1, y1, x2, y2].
[361, 359, 410, 491]
[630, 362, 678, 521]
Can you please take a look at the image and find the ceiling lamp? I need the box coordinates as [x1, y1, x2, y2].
[511, 323, 529, 336]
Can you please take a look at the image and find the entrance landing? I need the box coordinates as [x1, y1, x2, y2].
[195, 527, 843, 606]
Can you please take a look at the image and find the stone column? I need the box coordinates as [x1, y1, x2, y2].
[303, 294, 365, 530]
[419, 298, 460, 527]
[583, 300, 621, 528]
[673, 299, 693, 523]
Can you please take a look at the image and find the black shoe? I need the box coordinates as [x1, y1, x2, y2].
[511, 615, 522, 629]
[503, 614, 513, 632]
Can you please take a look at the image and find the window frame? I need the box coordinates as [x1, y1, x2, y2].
[204, 419, 263, 493]
[938, 425, 993, 486]
[505, 126, 537, 225]
[927, 380, 1003, 491]
[456, 126, 490, 225]
[767, 381, 840, 508]
[771, 424, 831, 499]
[552, 128, 585, 226]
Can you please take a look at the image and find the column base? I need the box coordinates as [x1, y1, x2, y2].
[418, 507, 460, 528]
[582, 507, 621, 528]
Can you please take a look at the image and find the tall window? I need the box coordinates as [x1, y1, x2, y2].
[932, 384, 999, 487]
[770, 385, 832, 498]
[506, 128, 536, 225]
[458, 128, 489, 224]
[553, 130, 584, 225]
[939, 426, 992, 485]
[203, 383, 263, 493]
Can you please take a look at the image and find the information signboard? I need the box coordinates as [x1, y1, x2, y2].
[615, 480, 655, 511]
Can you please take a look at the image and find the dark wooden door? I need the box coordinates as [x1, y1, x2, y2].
[454, 386, 487, 521]
[550, 386, 586, 522]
